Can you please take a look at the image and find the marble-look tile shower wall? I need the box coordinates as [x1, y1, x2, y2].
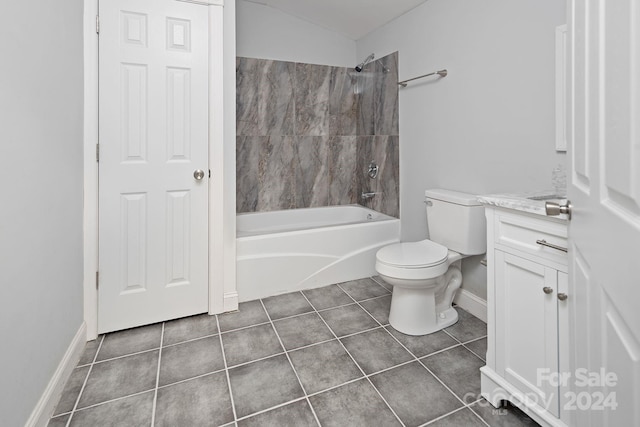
[236, 52, 399, 217]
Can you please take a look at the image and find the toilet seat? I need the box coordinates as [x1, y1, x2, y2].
[376, 240, 450, 281]
[376, 240, 448, 268]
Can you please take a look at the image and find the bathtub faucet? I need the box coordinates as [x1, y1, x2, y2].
[361, 191, 379, 200]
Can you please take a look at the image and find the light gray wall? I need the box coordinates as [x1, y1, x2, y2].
[356, 0, 566, 299]
[236, 0, 356, 67]
[0, 0, 84, 424]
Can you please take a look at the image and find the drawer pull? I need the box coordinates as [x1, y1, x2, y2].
[543, 287, 553, 294]
[558, 293, 568, 301]
[536, 239, 568, 253]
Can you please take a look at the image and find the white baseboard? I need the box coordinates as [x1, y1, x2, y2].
[454, 288, 487, 323]
[25, 322, 87, 427]
[222, 291, 239, 313]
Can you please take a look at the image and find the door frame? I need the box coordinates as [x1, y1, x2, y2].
[82, 0, 237, 340]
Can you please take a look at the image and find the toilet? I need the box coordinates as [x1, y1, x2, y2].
[375, 189, 486, 336]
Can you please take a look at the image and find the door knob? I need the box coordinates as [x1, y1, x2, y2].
[193, 169, 205, 180]
[543, 287, 553, 294]
[545, 200, 572, 220]
[557, 293, 568, 301]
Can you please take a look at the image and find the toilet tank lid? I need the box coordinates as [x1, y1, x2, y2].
[425, 189, 482, 206]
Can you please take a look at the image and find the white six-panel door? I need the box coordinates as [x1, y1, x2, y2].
[568, 0, 640, 424]
[98, 0, 209, 333]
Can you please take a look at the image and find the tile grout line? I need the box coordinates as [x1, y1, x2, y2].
[64, 335, 105, 427]
[219, 320, 272, 335]
[226, 350, 288, 370]
[234, 397, 310, 423]
[443, 328, 487, 363]
[460, 335, 488, 363]
[461, 335, 488, 345]
[63, 389, 157, 415]
[370, 276, 392, 291]
[57, 345, 230, 420]
[461, 343, 487, 363]
[216, 315, 239, 424]
[258, 297, 322, 427]
[58, 282, 490, 426]
[465, 398, 492, 427]
[418, 405, 470, 427]
[418, 397, 490, 427]
[415, 356, 473, 408]
[337, 280, 471, 412]
[443, 328, 462, 344]
[299, 288, 406, 427]
[156, 367, 227, 390]
[150, 322, 164, 426]
[89, 346, 161, 365]
[162, 331, 220, 349]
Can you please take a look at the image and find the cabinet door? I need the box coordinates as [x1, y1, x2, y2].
[495, 250, 560, 417]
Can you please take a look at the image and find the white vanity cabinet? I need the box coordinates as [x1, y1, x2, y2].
[481, 205, 570, 427]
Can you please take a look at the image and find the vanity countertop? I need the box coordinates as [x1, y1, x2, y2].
[477, 191, 569, 220]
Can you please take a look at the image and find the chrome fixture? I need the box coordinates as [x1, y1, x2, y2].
[398, 69, 448, 87]
[193, 169, 205, 180]
[361, 191, 378, 200]
[536, 239, 568, 253]
[545, 200, 572, 220]
[355, 53, 375, 72]
[527, 194, 565, 201]
[368, 161, 379, 179]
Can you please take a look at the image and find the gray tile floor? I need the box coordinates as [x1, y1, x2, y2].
[48, 277, 538, 427]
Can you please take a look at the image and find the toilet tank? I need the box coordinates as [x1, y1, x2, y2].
[425, 189, 486, 255]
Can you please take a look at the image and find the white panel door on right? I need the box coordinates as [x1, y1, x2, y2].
[98, 0, 209, 333]
[568, 0, 640, 425]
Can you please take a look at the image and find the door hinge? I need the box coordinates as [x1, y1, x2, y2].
[96, 271, 99, 289]
[96, 144, 100, 162]
[96, 15, 100, 34]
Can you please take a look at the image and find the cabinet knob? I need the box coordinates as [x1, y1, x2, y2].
[557, 293, 568, 301]
[543, 287, 553, 294]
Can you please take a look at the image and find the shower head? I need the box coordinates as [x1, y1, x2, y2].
[355, 53, 375, 72]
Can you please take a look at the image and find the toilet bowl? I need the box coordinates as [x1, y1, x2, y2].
[375, 189, 486, 336]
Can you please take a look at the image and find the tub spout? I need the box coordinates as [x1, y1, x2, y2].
[361, 191, 379, 200]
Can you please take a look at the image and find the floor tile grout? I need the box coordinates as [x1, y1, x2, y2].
[335, 281, 473, 416]
[467, 400, 493, 427]
[66, 389, 157, 416]
[225, 349, 288, 370]
[53, 277, 500, 427]
[219, 320, 272, 335]
[64, 334, 104, 426]
[90, 346, 161, 365]
[419, 404, 470, 426]
[157, 367, 228, 390]
[150, 322, 164, 426]
[233, 396, 310, 423]
[462, 343, 487, 363]
[258, 298, 323, 427]
[215, 315, 239, 424]
[324, 283, 407, 427]
[162, 331, 220, 348]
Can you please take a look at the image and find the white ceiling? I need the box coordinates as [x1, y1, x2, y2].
[243, 0, 429, 40]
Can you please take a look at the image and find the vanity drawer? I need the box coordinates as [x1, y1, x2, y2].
[494, 211, 568, 264]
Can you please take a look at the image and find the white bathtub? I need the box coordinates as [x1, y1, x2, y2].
[236, 205, 400, 301]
